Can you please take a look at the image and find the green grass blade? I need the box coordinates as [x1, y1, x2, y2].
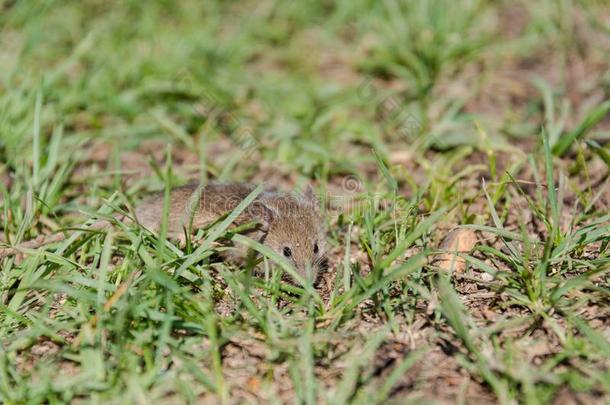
[553, 100, 610, 156]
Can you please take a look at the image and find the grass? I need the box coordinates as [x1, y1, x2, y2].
[1, 0, 610, 403]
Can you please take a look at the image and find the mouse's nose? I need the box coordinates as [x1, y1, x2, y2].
[301, 260, 316, 281]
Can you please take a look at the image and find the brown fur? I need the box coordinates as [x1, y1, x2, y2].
[1, 183, 327, 282]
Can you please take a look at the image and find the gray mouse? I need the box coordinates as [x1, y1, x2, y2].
[0, 183, 328, 282]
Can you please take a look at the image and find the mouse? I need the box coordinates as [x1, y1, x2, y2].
[0, 183, 328, 283]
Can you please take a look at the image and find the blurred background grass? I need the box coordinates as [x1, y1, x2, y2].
[2, 0, 609, 182]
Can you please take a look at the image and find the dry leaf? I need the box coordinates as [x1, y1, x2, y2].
[435, 228, 478, 273]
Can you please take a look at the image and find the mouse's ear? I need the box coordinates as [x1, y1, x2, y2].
[301, 185, 320, 210]
[248, 201, 277, 231]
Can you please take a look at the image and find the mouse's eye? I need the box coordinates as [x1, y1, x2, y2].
[313, 243, 319, 254]
[283, 247, 292, 258]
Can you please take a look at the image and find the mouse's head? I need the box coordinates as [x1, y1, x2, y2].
[255, 186, 327, 284]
